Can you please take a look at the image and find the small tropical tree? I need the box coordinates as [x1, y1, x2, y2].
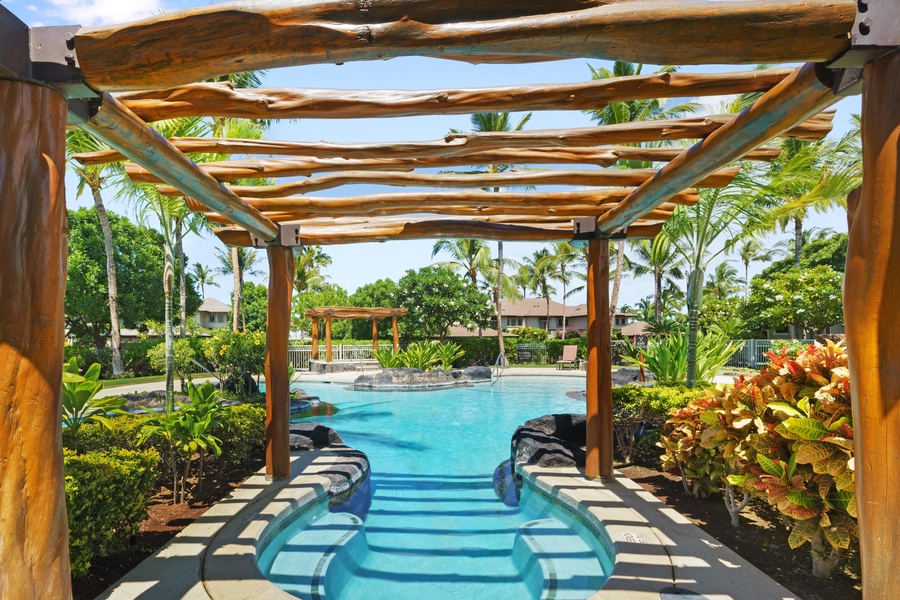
[537, 242, 580, 337]
[192, 263, 218, 300]
[628, 234, 685, 323]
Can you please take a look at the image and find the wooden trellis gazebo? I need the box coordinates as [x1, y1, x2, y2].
[305, 306, 408, 362]
[0, 1, 897, 597]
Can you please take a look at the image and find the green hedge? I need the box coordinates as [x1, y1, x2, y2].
[218, 404, 266, 469]
[612, 384, 706, 416]
[65, 448, 160, 578]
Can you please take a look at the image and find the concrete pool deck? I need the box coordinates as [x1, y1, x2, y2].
[95, 451, 797, 600]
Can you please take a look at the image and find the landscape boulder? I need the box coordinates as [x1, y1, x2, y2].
[353, 367, 490, 390]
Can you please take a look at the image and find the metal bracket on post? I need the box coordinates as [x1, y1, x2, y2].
[252, 223, 301, 248]
[572, 218, 626, 241]
[826, 0, 899, 95]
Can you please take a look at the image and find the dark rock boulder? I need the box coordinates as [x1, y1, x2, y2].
[354, 367, 471, 390]
[289, 422, 343, 450]
[492, 459, 519, 507]
[511, 413, 587, 471]
[462, 366, 492, 381]
[816, 333, 845, 346]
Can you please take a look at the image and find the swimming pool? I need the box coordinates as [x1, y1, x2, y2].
[257, 376, 612, 599]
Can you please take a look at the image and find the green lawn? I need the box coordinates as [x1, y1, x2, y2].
[100, 373, 208, 388]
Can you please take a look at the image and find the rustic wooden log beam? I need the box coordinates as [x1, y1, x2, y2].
[597, 63, 841, 233]
[844, 50, 900, 600]
[74, 1, 854, 92]
[159, 167, 739, 197]
[72, 93, 279, 241]
[126, 146, 778, 184]
[0, 80, 72, 599]
[187, 188, 697, 213]
[264, 246, 294, 479]
[112, 69, 794, 122]
[212, 218, 663, 246]
[76, 112, 826, 166]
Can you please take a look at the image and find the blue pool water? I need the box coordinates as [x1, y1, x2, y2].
[258, 376, 611, 600]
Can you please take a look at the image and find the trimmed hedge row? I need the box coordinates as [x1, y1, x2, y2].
[65, 448, 160, 578]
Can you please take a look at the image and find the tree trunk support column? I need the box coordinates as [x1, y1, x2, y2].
[372, 318, 379, 350]
[311, 317, 319, 360]
[265, 246, 295, 479]
[325, 315, 333, 362]
[586, 238, 613, 479]
[0, 80, 71, 598]
[392, 315, 400, 352]
[844, 50, 900, 600]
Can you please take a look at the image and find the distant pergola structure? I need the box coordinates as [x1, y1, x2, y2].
[0, 1, 897, 597]
[305, 306, 408, 361]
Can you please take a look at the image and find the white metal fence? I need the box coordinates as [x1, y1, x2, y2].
[288, 344, 377, 369]
[724, 339, 815, 369]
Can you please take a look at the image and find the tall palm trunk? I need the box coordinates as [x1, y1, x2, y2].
[545, 296, 551, 334]
[790, 214, 803, 339]
[164, 244, 175, 411]
[175, 217, 187, 338]
[231, 246, 241, 332]
[90, 184, 124, 374]
[609, 240, 624, 322]
[496, 241, 507, 366]
[744, 261, 750, 301]
[560, 277, 567, 337]
[686, 268, 704, 388]
[654, 270, 663, 323]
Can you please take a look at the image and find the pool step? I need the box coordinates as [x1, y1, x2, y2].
[513, 518, 606, 600]
[266, 511, 365, 600]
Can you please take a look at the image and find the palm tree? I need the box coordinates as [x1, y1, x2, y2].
[585, 61, 699, 320]
[512, 263, 536, 298]
[524, 249, 556, 333]
[431, 239, 492, 288]
[703, 262, 742, 300]
[447, 112, 531, 364]
[537, 242, 580, 337]
[667, 183, 768, 387]
[215, 246, 262, 331]
[293, 245, 332, 295]
[628, 234, 685, 323]
[761, 135, 860, 269]
[65, 130, 127, 374]
[730, 238, 782, 299]
[192, 263, 218, 299]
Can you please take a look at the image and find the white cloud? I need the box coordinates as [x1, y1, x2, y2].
[46, 0, 163, 26]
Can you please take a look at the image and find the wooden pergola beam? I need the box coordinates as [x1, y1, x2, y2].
[125, 146, 779, 184]
[158, 167, 739, 198]
[305, 306, 408, 319]
[187, 188, 698, 214]
[75, 113, 828, 166]
[73, 1, 854, 92]
[597, 63, 840, 233]
[71, 94, 279, 241]
[213, 218, 663, 246]
[113, 69, 794, 122]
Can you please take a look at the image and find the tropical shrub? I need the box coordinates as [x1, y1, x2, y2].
[613, 385, 705, 466]
[660, 341, 856, 578]
[62, 358, 127, 453]
[399, 341, 441, 371]
[373, 347, 405, 368]
[122, 338, 164, 376]
[515, 327, 548, 343]
[147, 338, 197, 391]
[218, 404, 266, 470]
[448, 337, 500, 366]
[623, 331, 742, 384]
[435, 342, 465, 371]
[202, 330, 266, 396]
[65, 448, 160, 578]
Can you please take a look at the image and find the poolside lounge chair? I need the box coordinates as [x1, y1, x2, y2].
[556, 345, 578, 370]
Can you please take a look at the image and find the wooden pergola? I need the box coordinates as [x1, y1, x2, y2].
[305, 306, 408, 361]
[0, 1, 896, 597]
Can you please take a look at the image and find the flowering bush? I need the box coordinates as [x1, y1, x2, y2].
[202, 330, 266, 396]
[743, 265, 843, 337]
[660, 340, 856, 578]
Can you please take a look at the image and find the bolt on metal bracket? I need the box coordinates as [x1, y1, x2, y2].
[572, 217, 626, 241]
[252, 223, 302, 248]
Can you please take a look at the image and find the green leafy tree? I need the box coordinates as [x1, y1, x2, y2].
[65, 208, 201, 349]
[349, 278, 399, 339]
[700, 295, 748, 339]
[241, 282, 269, 332]
[742, 265, 844, 338]
[395, 267, 492, 341]
[762, 232, 848, 278]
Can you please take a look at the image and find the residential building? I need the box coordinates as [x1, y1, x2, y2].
[196, 298, 230, 329]
[488, 297, 638, 337]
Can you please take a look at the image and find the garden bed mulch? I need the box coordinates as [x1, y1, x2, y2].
[619, 465, 861, 600]
[72, 455, 264, 600]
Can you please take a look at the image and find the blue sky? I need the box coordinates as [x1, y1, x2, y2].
[13, 0, 859, 310]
